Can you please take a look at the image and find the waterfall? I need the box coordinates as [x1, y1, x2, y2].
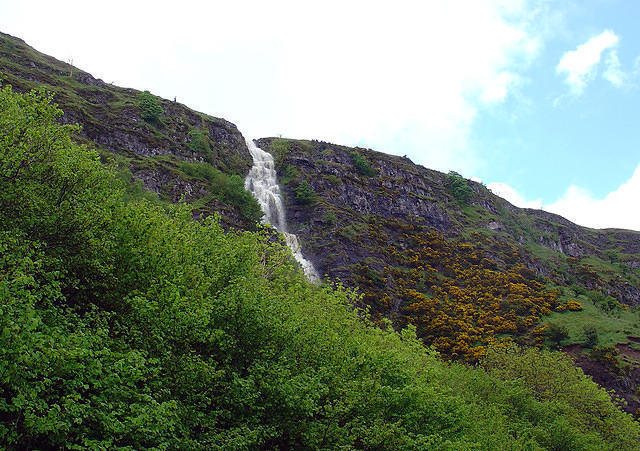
[244, 138, 320, 282]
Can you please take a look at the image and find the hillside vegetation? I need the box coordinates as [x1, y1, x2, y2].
[3, 80, 640, 449]
[0, 31, 261, 230]
[258, 137, 640, 412]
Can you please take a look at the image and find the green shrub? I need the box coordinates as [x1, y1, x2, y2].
[445, 171, 473, 204]
[546, 322, 569, 348]
[587, 290, 621, 313]
[137, 90, 163, 124]
[188, 128, 210, 154]
[269, 138, 291, 159]
[339, 224, 357, 240]
[584, 325, 599, 348]
[179, 161, 262, 223]
[293, 179, 315, 205]
[350, 151, 376, 176]
[481, 344, 640, 450]
[325, 174, 341, 185]
[280, 164, 300, 185]
[323, 211, 337, 225]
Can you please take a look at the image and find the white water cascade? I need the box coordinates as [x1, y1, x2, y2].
[244, 138, 320, 282]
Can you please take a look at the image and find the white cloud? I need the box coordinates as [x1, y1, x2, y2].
[556, 30, 619, 94]
[0, 0, 547, 176]
[603, 50, 625, 87]
[488, 165, 640, 231]
[487, 182, 543, 209]
[545, 165, 640, 230]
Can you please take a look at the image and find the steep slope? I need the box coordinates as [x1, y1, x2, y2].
[3, 82, 640, 449]
[0, 31, 260, 229]
[258, 136, 640, 411]
[257, 137, 639, 303]
[4, 29, 640, 418]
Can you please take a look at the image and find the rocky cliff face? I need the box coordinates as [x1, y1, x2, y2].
[257, 137, 639, 302]
[0, 31, 255, 229]
[256, 138, 640, 412]
[3, 28, 638, 312]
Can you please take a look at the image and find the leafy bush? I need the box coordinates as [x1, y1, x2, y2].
[269, 138, 291, 160]
[279, 164, 300, 185]
[187, 128, 210, 153]
[325, 174, 342, 185]
[323, 211, 337, 225]
[546, 322, 569, 348]
[445, 171, 473, 204]
[179, 160, 263, 223]
[584, 325, 599, 348]
[587, 290, 621, 313]
[137, 90, 163, 124]
[566, 299, 583, 311]
[350, 150, 376, 176]
[481, 344, 640, 450]
[293, 179, 315, 204]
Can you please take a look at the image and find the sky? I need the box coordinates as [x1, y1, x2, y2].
[1, 0, 639, 231]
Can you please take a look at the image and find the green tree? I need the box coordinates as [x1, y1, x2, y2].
[445, 171, 473, 204]
[584, 325, 599, 348]
[546, 322, 570, 348]
[137, 90, 163, 124]
[0, 85, 120, 303]
[188, 128, 210, 153]
[350, 150, 376, 176]
[293, 179, 315, 204]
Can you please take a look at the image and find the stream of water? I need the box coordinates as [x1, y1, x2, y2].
[244, 138, 320, 282]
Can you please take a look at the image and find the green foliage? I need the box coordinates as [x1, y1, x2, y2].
[293, 179, 315, 205]
[587, 289, 622, 313]
[137, 90, 163, 124]
[107, 153, 163, 204]
[269, 138, 291, 161]
[540, 286, 640, 349]
[323, 211, 337, 226]
[0, 85, 121, 299]
[325, 174, 342, 185]
[1, 83, 639, 449]
[179, 160, 263, 224]
[187, 128, 210, 153]
[546, 322, 570, 348]
[445, 171, 473, 204]
[482, 344, 640, 450]
[350, 150, 376, 176]
[339, 224, 357, 240]
[279, 164, 300, 185]
[584, 325, 599, 348]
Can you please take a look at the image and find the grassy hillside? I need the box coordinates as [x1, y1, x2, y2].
[2, 73, 640, 450]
